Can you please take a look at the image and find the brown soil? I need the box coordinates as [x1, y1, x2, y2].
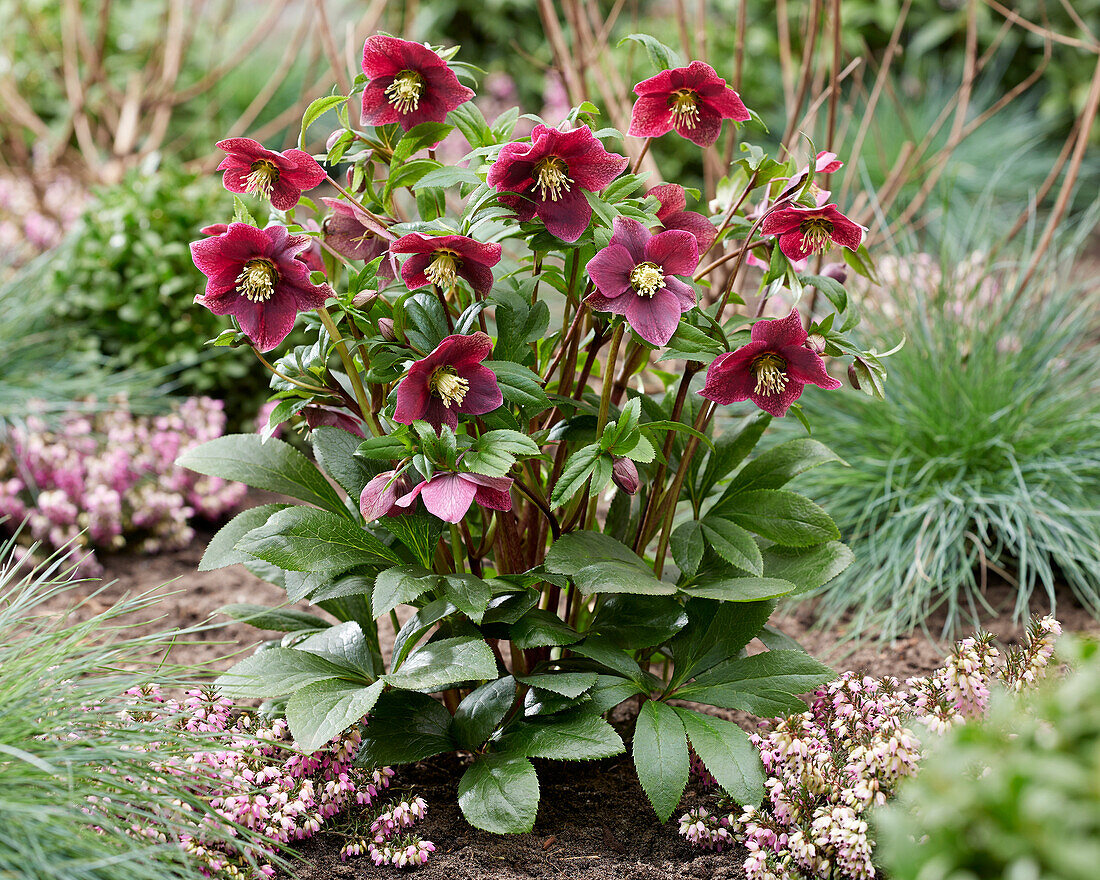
[71, 493, 1100, 880]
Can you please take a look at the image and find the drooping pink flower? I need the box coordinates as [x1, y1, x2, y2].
[360, 36, 474, 133]
[700, 310, 842, 417]
[215, 138, 327, 211]
[393, 332, 503, 431]
[391, 233, 502, 297]
[760, 203, 865, 263]
[394, 471, 512, 523]
[487, 124, 628, 243]
[190, 223, 331, 352]
[321, 198, 390, 262]
[648, 184, 717, 252]
[360, 470, 410, 521]
[304, 405, 364, 438]
[584, 216, 698, 347]
[628, 61, 750, 147]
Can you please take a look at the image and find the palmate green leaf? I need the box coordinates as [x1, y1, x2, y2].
[296, 621, 376, 679]
[545, 530, 651, 574]
[588, 674, 646, 714]
[376, 514, 442, 570]
[668, 599, 775, 689]
[493, 292, 551, 363]
[219, 603, 329, 633]
[312, 426, 378, 499]
[464, 429, 542, 477]
[286, 679, 383, 753]
[618, 33, 684, 71]
[299, 93, 347, 147]
[721, 489, 841, 547]
[573, 560, 677, 596]
[200, 504, 290, 571]
[443, 573, 493, 622]
[390, 598, 458, 669]
[659, 321, 725, 363]
[681, 650, 834, 716]
[373, 565, 438, 618]
[721, 438, 845, 497]
[700, 517, 764, 575]
[414, 165, 483, 189]
[681, 575, 797, 602]
[355, 433, 410, 460]
[675, 707, 764, 805]
[550, 443, 602, 509]
[176, 434, 347, 516]
[588, 594, 689, 649]
[762, 541, 854, 594]
[571, 635, 649, 685]
[458, 753, 540, 834]
[485, 360, 551, 414]
[503, 712, 625, 761]
[517, 672, 598, 699]
[633, 701, 689, 822]
[356, 690, 455, 766]
[235, 506, 401, 573]
[671, 520, 705, 577]
[216, 648, 351, 699]
[509, 608, 581, 648]
[384, 636, 497, 692]
[452, 677, 516, 749]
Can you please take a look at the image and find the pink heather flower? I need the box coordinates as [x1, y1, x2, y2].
[390, 233, 502, 297]
[215, 138, 326, 211]
[628, 61, 750, 147]
[649, 183, 717, 252]
[759, 203, 864, 263]
[190, 223, 331, 352]
[584, 216, 698, 347]
[394, 472, 512, 523]
[700, 310, 841, 417]
[360, 470, 409, 521]
[360, 36, 474, 133]
[393, 332, 503, 431]
[487, 124, 629, 243]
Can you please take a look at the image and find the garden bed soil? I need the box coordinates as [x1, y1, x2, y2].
[66, 496, 1100, 880]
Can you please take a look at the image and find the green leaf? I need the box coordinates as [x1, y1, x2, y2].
[216, 648, 350, 699]
[723, 438, 844, 497]
[355, 690, 455, 766]
[697, 413, 772, 498]
[517, 673, 598, 699]
[219, 603, 329, 632]
[384, 636, 497, 692]
[573, 561, 677, 596]
[296, 621, 376, 680]
[286, 679, 383, 753]
[588, 675, 646, 714]
[503, 712, 625, 761]
[762, 541, 854, 594]
[443, 573, 493, 623]
[177, 434, 347, 516]
[390, 598, 458, 669]
[659, 322, 725, 363]
[670, 520, 705, 578]
[449, 101, 493, 149]
[618, 33, 684, 71]
[452, 676, 515, 748]
[799, 273, 848, 314]
[589, 595, 688, 649]
[312, 426, 376, 499]
[200, 504, 290, 571]
[376, 514, 442, 570]
[633, 701, 689, 822]
[675, 708, 765, 805]
[549, 444, 603, 509]
[415, 166, 483, 189]
[722, 489, 841, 547]
[355, 434, 410, 461]
[700, 518, 764, 575]
[458, 754, 539, 834]
[373, 565, 437, 619]
[510, 608, 581, 648]
[682, 575, 797, 602]
[571, 636, 649, 685]
[236, 506, 401, 575]
[493, 293, 551, 363]
[299, 94, 347, 147]
[545, 530, 651, 575]
[485, 360, 551, 414]
[682, 650, 834, 716]
[668, 599, 775, 687]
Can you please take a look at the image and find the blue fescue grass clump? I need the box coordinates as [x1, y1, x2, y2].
[793, 224, 1100, 640]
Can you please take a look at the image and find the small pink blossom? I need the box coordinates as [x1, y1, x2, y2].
[216, 138, 326, 211]
[395, 471, 513, 523]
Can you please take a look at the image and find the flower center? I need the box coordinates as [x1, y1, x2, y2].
[535, 156, 573, 202]
[799, 218, 835, 255]
[385, 70, 424, 114]
[752, 353, 788, 396]
[429, 367, 469, 407]
[235, 259, 277, 303]
[669, 89, 700, 129]
[424, 249, 460, 288]
[245, 160, 280, 199]
[629, 261, 665, 297]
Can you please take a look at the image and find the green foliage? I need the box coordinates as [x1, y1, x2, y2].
[45, 164, 279, 419]
[877, 638, 1100, 880]
[793, 233, 1100, 639]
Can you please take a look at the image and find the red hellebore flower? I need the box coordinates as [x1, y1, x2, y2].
[216, 138, 326, 211]
[190, 222, 330, 352]
[304, 404, 364, 438]
[700, 310, 842, 417]
[391, 233, 502, 297]
[628, 61, 750, 147]
[760, 203, 865, 263]
[360, 36, 474, 133]
[487, 123, 628, 243]
[321, 198, 391, 262]
[394, 471, 513, 523]
[649, 183, 716, 252]
[393, 332, 503, 431]
[585, 216, 698, 347]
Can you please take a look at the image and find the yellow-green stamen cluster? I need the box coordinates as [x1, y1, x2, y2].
[752, 353, 788, 396]
[799, 218, 835, 255]
[535, 156, 572, 201]
[425, 250, 459, 288]
[245, 160, 279, 199]
[629, 262, 665, 298]
[430, 367, 469, 407]
[235, 259, 277, 303]
[385, 70, 424, 114]
[669, 89, 701, 129]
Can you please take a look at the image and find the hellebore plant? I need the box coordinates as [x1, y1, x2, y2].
[182, 33, 890, 836]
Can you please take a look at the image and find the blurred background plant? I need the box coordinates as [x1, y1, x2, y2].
[788, 212, 1100, 640]
[876, 635, 1100, 880]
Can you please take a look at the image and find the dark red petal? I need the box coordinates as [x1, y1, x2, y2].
[237, 295, 299, 352]
[281, 148, 327, 188]
[624, 288, 682, 347]
[784, 347, 843, 390]
[497, 191, 537, 222]
[393, 369, 431, 424]
[645, 229, 699, 276]
[536, 187, 591, 243]
[701, 87, 750, 122]
[828, 212, 865, 252]
[421, 65, 476, 111]
[391, 233, 439, 256]
[362, 35, 435, 78]
[487, 148, 537, 193]
[676, 108, 722, 147]
[220, 167, 252, 195]
[700, 346, 761, 404]
[776, 230, 814, 262]
[609, 216, 650, 264]
[751, 310, 807, 347]
[759, 207, 805, 236]
[458, 261, 495, 298]
[628, 94, 674, 138]
[584, 291, 626, 315]
[472, 482, 513, 512]
[632, 67, 675, 97]
[568, 146, 629, 193]
[458, 366, 504, 415]
[749, 379, 805, 417]
[216, 138, 270, 161]
[361, 83, 400, 126]
[664, 210, 717, 252]
[648, 183, 686, 219]
[268, 178, 302, 212]
[662, 276, 697, 310]
[447, 331, 494, 369]
[446, 236, 503, 267]
[586, 243, 636, 299]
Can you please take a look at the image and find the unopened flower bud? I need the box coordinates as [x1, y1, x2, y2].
[612, 457, 639, 495]
[847, 362, 861, 390]
[377, 318, 396, 341]
[806, 333, 826, 354]
[822, 262, 848, 283]
[325, 129, 344, 152]
[352, 290, 377, 310]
